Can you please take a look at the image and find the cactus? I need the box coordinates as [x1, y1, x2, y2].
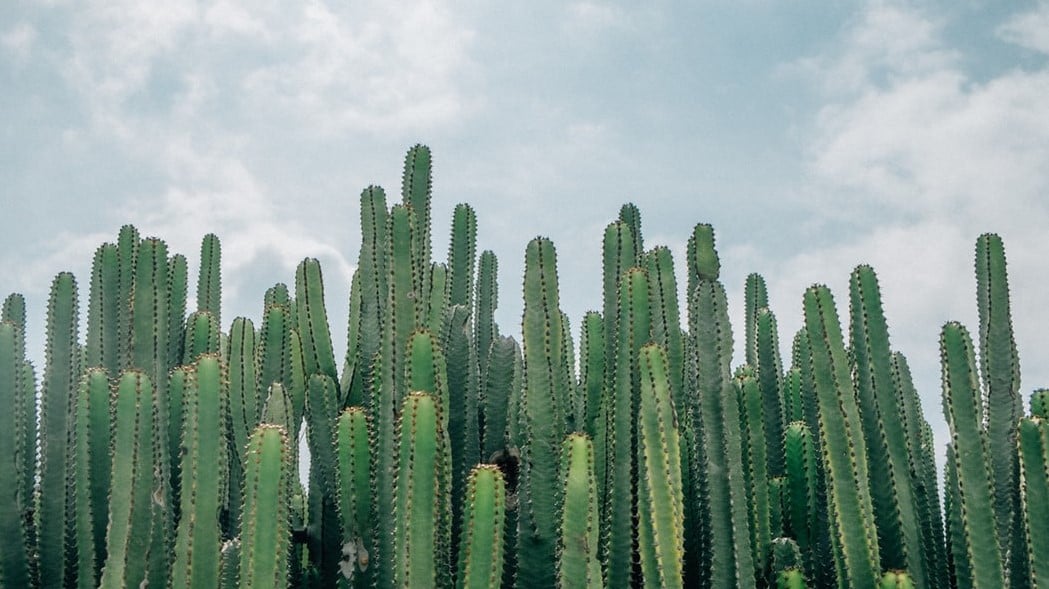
[86, 243, 120, 377]
[402, 144, 434, 294]
[304, 374, 343, 585]
[744, 273, 769, 367]
[444, 305, 481, 555]
[578, 311, 605, 442]
[183, 310, 221, 363]
[1017, 417, 1049, 588]
[637, 344, 685, 589]
[803, 284, 880, 588]
[170, 355, 229, 589]
[448, 203, 477, 309]
[475, 250, 499, 375]
[38, 272, 79, 588]
[167, 253, 189, 372]
[335, 407, 373, 586]
[737, 366, 771, 576]
[754, 307, 785, 478]
[458, 465, 508, 589]
[878, 571, 916, 588]
[393, 391, 450, 589]
[783, 421, 817, 576]
[482, 335, 520, 460]
[558, 433, 602, 589]
[849, 265, 926, 585]
[940, 321, 1004, 588]
[518, 236, 569, 589]
[0, 321, 32, 587]
[227, 317, 258, 521]
[238, 424, 293, 589]
[296, 257, 339, 386]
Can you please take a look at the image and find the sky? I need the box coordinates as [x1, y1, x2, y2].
[3, 0, 1049, 464]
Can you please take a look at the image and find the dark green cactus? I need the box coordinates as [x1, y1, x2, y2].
[219, 539, 240, 589]
[518, 236, 569, 589]
[393, 391, 450, 589]
[558, 433, 602, 589]
[304, 374, 343, 585]
[448, 203, 477, 309]
[1017, 417, 1049, 588]
[170, 355, 229, 589]
[578, 311, 605, 442]
[197, 233, 222, 327]
[744, 273, 769, 367]
[776, 569, 807, 589]
[86, 243, 120, 377]
[0, 321, 32, 587]
[38, 272, 79, 589]
[849, 265, 926, 585]
[402, 144, 433, 295]
[754, 307, 785, 478]
[115, 225, 139, 371]
[183, 310, 221, 363]
[239, 424, 293, 589]
[167, 253, 189, 373]
[940, 321, 1004, 588]
[737, 367, 771, 577]
[803, 284, 880, 588]
[296, 257, 339, 386]
[342, 269, 364, 405]
[482, 335, 520, 460]
[783, 421, 817, 577]
[457, 465, 508, 589]
[637, 344, 685, 589]
[444, 305, 481, 558]
[618, 203, 643, 262]
[475, 250, 499, 376]
[69, 368, 109, 588]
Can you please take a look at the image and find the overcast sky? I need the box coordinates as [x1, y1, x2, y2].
[4, 0, 1049, 461]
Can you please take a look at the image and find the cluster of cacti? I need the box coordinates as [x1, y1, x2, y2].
[0, 144, 1046, 589]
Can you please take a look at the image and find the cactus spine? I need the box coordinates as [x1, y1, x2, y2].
[239, 424, 293, 589]
[335, 407, 373, 585]
[458, 465, 508, 589]
[0, 321, 32, 587]
[558, 433, 602, 589]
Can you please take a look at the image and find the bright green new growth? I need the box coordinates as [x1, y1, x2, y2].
[878, 571, 916, 588]
[637, 344, 685, 589]
[239, 424, 293, 589]
[458, 465, 507, 589]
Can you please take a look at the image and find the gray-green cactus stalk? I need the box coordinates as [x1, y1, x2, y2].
[558, 433, 602, 589]
[754, 306, 785, 478]
[803, 284, 880, 588]
[457, 465, 508, 589]
[183, 310, 221, 363]
[86, 243, 120, 378]
[238, 424, 294, 589]
[167, 253, 189, 373]
[689, 223, 754, 589]
[940, 321, 1003, 588]
[482, 335, 519, 460]
[737, 366, 771, 577]
[38, 272, 79, 589]
[849, 265, 926, 586]
[1018, 416, 1049, 588]
[445, 305, 481, 558]
[518, 236, 569, 589]
[475, 249, 499, 376]
[196, 233, 222, 327]
[296, 257, 339, 386]
[393, 391, 450, 589]
[784, 421, 818, 578]
[744, 273, 768, 367]
[305, 373, 343, 585]
[637, 344, 685, 589]
[402, 144, 433, 294]
[578, 311, 605, 443]
[170, 354, 229, 589]
[70, 368, 110, 588]
[0, 321, 32, 587]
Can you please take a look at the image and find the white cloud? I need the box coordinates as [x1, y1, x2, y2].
[765, 2, 1049, 459]
[999, 2, 1049, 55]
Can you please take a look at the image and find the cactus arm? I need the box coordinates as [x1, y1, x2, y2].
[183, 310, 221, 363]
[402, 144, 433, 291]
[239, 424, 293, 589]
[335, 407, 373, 585]
[637, 344, 685, 589]
[170, 355, 229, 589]
[357, 186, 388, 409]
[38, 272, 79, 587]
[475, 250, 499, 377]
[1018, 417, 1049, 588]
[849, 265, 927, 585]
[444, 306, 481, 556]
[116, 225, 140, 371]
[755, 308, 785, 477]
[0, 322, 32, 587]
[167, 253, 188, 372]
[304, 373, 343, 585]
[579, 311, 605, 441]
[424, 262, 449, 336]
[296, 258, 339, 386]
[482, 335, 519, 460]
[448, 203, 477, 309]
[85, 243, 120, 376]
[196, 233, 222, 326]
[458, 465, 508, 589]
[557, 434, 602, 589]
[257, 303, 294, 411]
[618, 203, 644, 261]
[744, 273, 769, 367]
[804, 285, 880, 588]
[940, 322, 1004, 588]
[738, 368, 772, 575]
[342, 269, 363, 404]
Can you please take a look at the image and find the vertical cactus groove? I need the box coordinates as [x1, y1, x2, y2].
[335, 407, 373, 585]
[558, 433, 602, 589]
[744, 273, 769, 367]
[356, 186, 389, 406]
[171, 355, 229, 589]
[849, 265, 926, 585]
[393, 392, 449, 589]
[39, 272, 79, 589]
[444, 305, 481, 558]
[458, 465, 507, 589]
[305, 374, 343, 585]
[737, 367, 771, 576]
[197, 233, 222, 327]
[0, 322, 32, 587]
[579, 312, 605, 441]
[167, 253, 189, 373]
[475, 250, 499, 376]
[239, 424, 293, 589]
[518, 237, 568, 589]
[116, 224, 140, 371]
[637, 344, 685, 589]
[482, 335, 519, 459]
[183, 310, 221, 363]
[940, 321, 1004, 588]
[402, 144, 433, 296]
[784, 421, 818, 578]
[803, 285, 879, 588]
[974, 233, 1022, 584]
[755, 307, 785, 478]
[86, 243, 120, 376]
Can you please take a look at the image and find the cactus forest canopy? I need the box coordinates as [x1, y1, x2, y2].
[0, 144, 1046, 589]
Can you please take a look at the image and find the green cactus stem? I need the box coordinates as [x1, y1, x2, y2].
[458, 465, 508, 589]
[296, 257, 339, 386]
[558, 433, 602, 589]
[637, 344, 685, 589]
[475, 250, 499, 376]
[170, 354, 229, 589]
[803, 284, 880, 588]
[737, 367, 771, 576]
[335, 407, 373, 586]
[448, 203, 477, 309]
[197, 233, 222, 327]
[1017, 417, 1049, 588]
[744, 273, 769, 367]
[393, 392, 450, 589]
[0, 321, 32, 587]
[183, 310, 221, 363]
[482, 335, 520, 460]
[86, 243, 120, 377]
[402, 144, 433, 292]
[878, 571, 916, 589]
[239, 424, 294, 589]
[940, 321, 1004, 588]
[167, 253, 189, 372]
[38, 271, 79, 588]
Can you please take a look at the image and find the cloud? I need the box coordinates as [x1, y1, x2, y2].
[998, 1, 1049, 55]
[2, 22, 38, 63]
[760, 1, 1049, 458]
